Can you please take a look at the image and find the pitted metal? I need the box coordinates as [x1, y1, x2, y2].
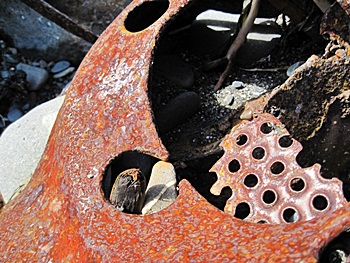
[210, 113, 347, 224]
[0, 0, 350, 262]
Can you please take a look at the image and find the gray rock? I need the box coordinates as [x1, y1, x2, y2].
[53, 67, 75, 79]
[142, 161, 177, 215]
[153, 54, 195, 88]
[0, 96, 64, 202]
[51, 60, 70, 74]
[155, 91, 200, 134]
[7, 108, 23, 122]
[0, 0, 91, 64]
[16, 63, 49, 91]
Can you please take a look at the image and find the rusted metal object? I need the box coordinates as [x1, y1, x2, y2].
[0, 0, 350, 262]
[210, 113, 347, 224]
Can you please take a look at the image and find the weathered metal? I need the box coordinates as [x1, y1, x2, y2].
[210, 113, 347, 224]
[0, 0, 350, 262]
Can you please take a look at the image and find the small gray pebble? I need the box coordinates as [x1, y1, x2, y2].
[51, 60, 70, 74]
[3, 54, 19, 64]
[287, 61, 304, 77]
[231, 81, 244, 88]
[53, 67, 75, 78]
[7, 108, 23, 122]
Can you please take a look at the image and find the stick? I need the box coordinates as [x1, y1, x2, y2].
[213, 0, 261, 91]
[20, 0, 98, 44]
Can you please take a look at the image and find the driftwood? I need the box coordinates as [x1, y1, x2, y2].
[20, 0, 98, 43]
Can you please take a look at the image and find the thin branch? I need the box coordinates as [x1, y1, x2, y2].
[20, 0, 98, 44]
[213, 0, 261, 91]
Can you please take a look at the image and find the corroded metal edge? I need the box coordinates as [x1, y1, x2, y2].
[0, 0, 349, 262]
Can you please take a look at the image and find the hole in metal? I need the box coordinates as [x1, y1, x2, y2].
[228, 159, 240, 173]
[252, 147, 265, 160]
[260, 123, 272, 134]
[282, 208, 299, 223]
[279, 135, 293, 148]
[319, 231, 350, 263]
[312, 195, 329, 211]
[257, 220, 267, 224]
[270, 161, 285, 174]
[101, 151, 158, 214]
[262, 190, 276, 204]
[244, 174, 258, 188]
[236, 134, 248, 146]
[124, 0, 169, 32]
[290, 177, 305, 192]
[234, 202, 250, 220]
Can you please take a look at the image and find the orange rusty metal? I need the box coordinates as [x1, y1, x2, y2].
[1, 0, 350, 262]
[210, 113, 347, 224]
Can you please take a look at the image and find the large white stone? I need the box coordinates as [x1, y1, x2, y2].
[0, 96, 64, 202]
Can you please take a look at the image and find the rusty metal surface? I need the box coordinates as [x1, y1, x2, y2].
[0, 0, 350, 262]
[210, 113, 347, 224]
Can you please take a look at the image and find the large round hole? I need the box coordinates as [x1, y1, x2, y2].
[312, 195, 329, 211]
[262, 190, 277, 204]
[260, 123, 272, 134]
[270, 161, 285, 174]
[234, 202, 250, 220]
[228, 159, 241, 173]
[290, 177, 305, 192]
[278, 135, 293, 148]
[252, 147, 265, 160]
[244, 174, 258, 188]
[282, 208, 299, 223]
[236, 134, 248, 146]
[124, 0, 169, 32]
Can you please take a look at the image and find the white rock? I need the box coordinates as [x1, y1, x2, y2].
[142, 161, 178, 215]
[0, 96, 64, 202]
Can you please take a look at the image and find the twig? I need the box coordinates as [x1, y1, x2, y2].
[212, 0, 261, 91]
[20, 0, 98, 44]
[239, 66, 289, 72]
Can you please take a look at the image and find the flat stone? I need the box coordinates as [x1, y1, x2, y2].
[53, 67, 75, 78]
[16, 63, 49, 91]
[142, 161, 177, 215]
[153, 54, 194, 88]
[51, 60, 70, 74]
[155, 91, 200, 134]
[0, 96, 65, 202]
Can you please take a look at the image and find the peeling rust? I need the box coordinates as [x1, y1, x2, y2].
[1, 0, 350, 261]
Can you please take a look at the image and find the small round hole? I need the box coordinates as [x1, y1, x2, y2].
[262, 190, 277, 204]
[236, 134, 248, 146]
[228, 159, 241, 173]
[282, 208, 299, 223]
[290, 178, 305, 192]
[260, 123, 272, 134]
[124, 0, 169, 32]
[270, 161, 285, 174]
[257, 220, 267, 224]
[234, 202, 250, 220]
[279, 136, 293, 148]
[312, 195, 329, 211]
[244, 174, 258, 188]
[252, 147, 265, 160]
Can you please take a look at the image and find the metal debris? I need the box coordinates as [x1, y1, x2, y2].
[210, 113, 347, 224]
[0, 0, 350, 261]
